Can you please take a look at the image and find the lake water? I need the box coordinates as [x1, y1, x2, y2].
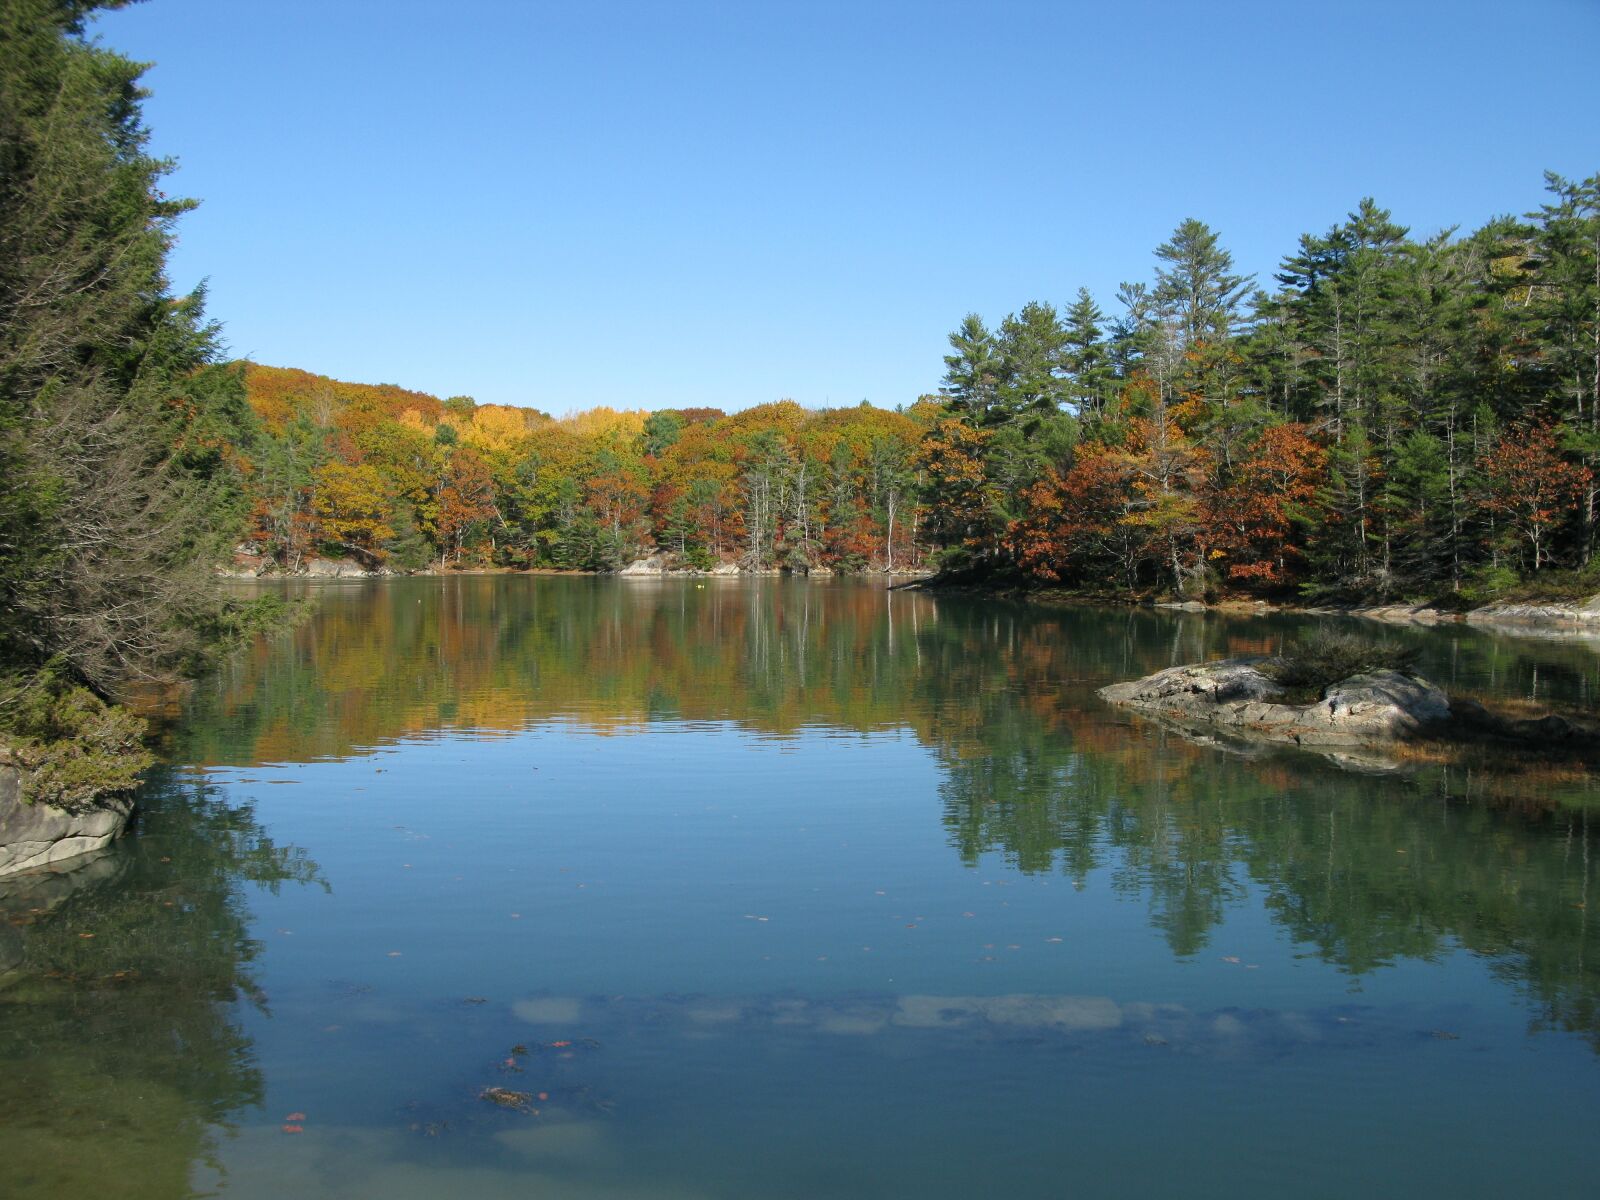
[3, 577, 1598, 1199]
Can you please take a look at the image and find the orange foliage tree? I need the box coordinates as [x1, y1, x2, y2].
[435, 448, 498, 564]
[916, 417, 995, 560]
[1478, 425, 1592, 570]
[1203, 423, 1325, 587]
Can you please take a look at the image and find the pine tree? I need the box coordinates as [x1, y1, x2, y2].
[0, 0, 257, 697]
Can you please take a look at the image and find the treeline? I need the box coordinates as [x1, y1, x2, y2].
[934, 187, 1600, 601]
[238, 174, 1599, 602]
[237, 366, 933, 574]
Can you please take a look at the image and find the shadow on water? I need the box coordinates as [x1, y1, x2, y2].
[0, 767, 323, 1199]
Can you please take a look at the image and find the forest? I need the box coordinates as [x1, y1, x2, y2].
[234, 176, 1600, 607]
[3, 0, 1599, 736]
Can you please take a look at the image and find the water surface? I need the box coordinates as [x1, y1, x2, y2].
[3, 577, 1597, 1198]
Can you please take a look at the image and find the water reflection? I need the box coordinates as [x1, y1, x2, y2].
[176, 578, 1600, 1054]
[0, 769, 322, 1198]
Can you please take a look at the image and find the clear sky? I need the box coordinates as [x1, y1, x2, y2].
[95, 0, 1599, 416]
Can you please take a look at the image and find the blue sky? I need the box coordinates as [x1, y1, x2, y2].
[97, 0, 1599, 415]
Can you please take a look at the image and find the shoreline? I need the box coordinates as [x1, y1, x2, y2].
[219, 555, 937, 583]
[220, 555, 1600, 637]
[899, 579, 1600, 638]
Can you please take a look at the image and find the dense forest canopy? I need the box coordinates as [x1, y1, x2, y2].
[231, 172, 1600, 606]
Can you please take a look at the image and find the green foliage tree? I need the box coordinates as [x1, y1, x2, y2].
[0, 0, 259, 708]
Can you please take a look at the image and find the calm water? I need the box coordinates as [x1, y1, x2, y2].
[3, 577, 1599, 1199]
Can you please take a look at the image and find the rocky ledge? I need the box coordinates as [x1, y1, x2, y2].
[0, 754, 134, 878]
[1097, 658, 1600, 773]
[1098, 659, 1451, 748]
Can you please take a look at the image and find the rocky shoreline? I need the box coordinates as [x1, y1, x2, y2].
[0, 752, 134, 878]
[219, 546, 935, 582]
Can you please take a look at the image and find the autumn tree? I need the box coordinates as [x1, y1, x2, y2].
[915, 417, 995, 567]
[1204, 423, 1324, 587]
[313, 461, 393, 565]
[1477, 425, 1591, 571]
[435, 448, 498, 565]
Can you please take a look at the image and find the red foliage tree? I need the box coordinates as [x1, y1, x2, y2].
[1478, 425, 1591, 570]
[1204, 423, 1325, 587]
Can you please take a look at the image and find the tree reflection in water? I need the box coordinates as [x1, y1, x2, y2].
[0, 768, 323, 1199]
[176, 577, 1599, 1050]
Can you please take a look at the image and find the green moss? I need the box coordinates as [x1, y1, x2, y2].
[0, 678, 152, 811]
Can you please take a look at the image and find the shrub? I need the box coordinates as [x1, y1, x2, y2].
[1262, 632, 1420, 697]
[0, 674, 152, 811]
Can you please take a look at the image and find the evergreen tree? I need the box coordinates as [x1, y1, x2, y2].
[940, 314, 1004, 423]
[1063, 288, 1112, 420]
[0, 0, 257, 697]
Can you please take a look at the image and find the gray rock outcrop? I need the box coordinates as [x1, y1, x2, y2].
[1098, 658, 1451, 748]
[1467, 595, 1600, 628]
[0, 758, 134, 877]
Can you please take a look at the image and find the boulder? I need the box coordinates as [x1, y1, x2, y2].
[618, 554, 669, 576]
[302, 556, 376, 577]
[0, 759, 134, 877]
[1098, 658, 1450, 749]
